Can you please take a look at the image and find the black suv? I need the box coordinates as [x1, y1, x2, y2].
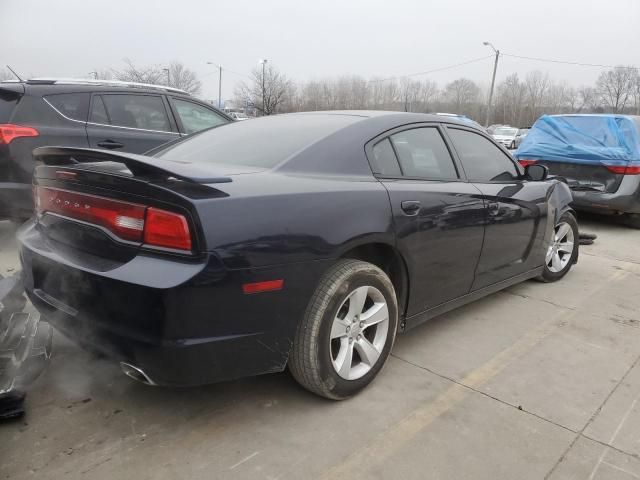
[0, 79, 232, 220]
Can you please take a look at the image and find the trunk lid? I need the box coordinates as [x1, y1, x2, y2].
[531, 160, 625, 193]
[31, 147, 233, 266]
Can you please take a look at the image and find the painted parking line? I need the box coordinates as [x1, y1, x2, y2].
[320, 269, 629, 480]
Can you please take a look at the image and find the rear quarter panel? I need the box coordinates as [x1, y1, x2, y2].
[195, 172, 395, 269]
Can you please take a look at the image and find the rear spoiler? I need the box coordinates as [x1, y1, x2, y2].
[32, 146, 232, 184]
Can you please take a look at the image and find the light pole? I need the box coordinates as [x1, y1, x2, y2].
[207, 62, 223, 109]
[162, 68, 170, 87]
[483, 41, 500, 127]
[259, 59, 268, 115]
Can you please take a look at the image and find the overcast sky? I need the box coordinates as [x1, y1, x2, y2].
[2, 0, 639, 102]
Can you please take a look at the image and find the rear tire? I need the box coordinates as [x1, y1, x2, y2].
[289, 259, 398, 400]
[624, 213, 640, 229]
[537, 212, 579, 283]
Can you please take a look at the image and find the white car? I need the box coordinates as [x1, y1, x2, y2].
[491, 126, 519, 149]
[230, 112, 250, 121]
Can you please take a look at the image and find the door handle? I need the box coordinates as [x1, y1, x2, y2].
[401, 200, 421, 215]
[488, 202, 500, 215]
[96, 140, 124, 149]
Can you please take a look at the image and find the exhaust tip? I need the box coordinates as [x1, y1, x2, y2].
[120, 362, 156, 386]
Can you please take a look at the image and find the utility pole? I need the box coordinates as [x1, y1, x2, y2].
[218, 65, 222, 109]
[483, 42, 500, 127]
[163, 68, 170, 87]
[207, 62, 223, 109]
[259, 59, 268, 116]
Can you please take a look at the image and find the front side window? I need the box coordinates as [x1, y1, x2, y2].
[172, 99, 227, 134]
[45, 93, 90, 122]
[101, 94, 170, 132]
[389, 127, 458, 180]
[448, 128, 519, 182]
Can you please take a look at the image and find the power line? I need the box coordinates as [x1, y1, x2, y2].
[368, 55, 494, 83]
[502, 53, 639, 70]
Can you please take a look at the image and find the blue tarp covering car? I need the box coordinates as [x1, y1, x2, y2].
[514, 114, 640, 226]
[515, 114, 640, 165]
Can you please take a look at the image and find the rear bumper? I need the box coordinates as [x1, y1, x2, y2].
[0, 182, 33, 220]
[571, 175, 640, 215]
[18, 221, 330, 386]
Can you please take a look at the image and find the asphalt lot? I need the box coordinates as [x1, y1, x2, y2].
[1, 216, 640, 479]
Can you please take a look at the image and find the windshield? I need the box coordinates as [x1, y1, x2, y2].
[494, 127, 518, 136]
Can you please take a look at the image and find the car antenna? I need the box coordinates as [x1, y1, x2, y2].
[6, 65, 23, 82]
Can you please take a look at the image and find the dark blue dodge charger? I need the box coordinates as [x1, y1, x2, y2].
[18, 111, 578, 399]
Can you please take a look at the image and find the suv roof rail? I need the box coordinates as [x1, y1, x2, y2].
[25, 78, 190, 95]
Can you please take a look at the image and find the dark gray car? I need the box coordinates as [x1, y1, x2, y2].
[0, 79, 231, 220]
[514, 114, 640, 228]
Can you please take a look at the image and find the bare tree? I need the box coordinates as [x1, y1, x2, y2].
[167, 62, 201, 95]
[418, 79, 439, 112]
[113, 59, 201, 94]
[495, 73, 526, 125]
[0, 68, 13, 82]
[524, 71, 550, 124]
[399, 78, 422, 112]
[444, 78, 480, 114]
[577, 86, 599, 112]
[597, 67, 636, 113]
[235, 64, 294, 115]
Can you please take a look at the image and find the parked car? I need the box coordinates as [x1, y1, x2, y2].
[514, 128, 530, 148]
[0, 78, 232, 221]
[19, 111, 578, 400]
[514, 114, 640, 228]
[491, 126, 519, 149]
[435, 112, 484, 130]
[229, 111, 249, 121]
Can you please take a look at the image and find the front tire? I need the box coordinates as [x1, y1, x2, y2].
[538, 212, 579, 282]
[289, 259, 398, 400]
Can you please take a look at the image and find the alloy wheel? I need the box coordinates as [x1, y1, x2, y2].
[329, 285, 390, 380]
[546, 221, 575, 273]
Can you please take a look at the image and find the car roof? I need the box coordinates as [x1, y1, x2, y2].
[1, 78, 194, 98]
[288, 110, 483, 128]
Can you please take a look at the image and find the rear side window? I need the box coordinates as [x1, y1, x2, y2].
[371, 138, 401, 176]
[45, 93, 90, 122]
[101, 94, 170, 132]
[448, 128, 519, 182]
[390, 127, 458, 180]
[172, 98, 227, 134]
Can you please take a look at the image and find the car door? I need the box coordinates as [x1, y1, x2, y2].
[445, 126, 549, 289]
[87, 93, 179, 153]
[366, 125, 486, 318]
[168, 97, 229, 136]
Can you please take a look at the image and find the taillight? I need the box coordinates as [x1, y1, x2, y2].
[602, 161, 640, 175]
[144, 207, 192, 251]
[518, 159, 538, 167]
[34, 186, 192, 252]
[0, 124, 39, 144]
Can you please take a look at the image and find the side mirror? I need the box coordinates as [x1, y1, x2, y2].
[525, 164, 549, 181]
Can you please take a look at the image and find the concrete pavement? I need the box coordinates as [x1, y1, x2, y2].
[1, 216, 639, 479]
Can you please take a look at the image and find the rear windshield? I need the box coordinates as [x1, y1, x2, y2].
[0, 92, 20, 122]
[154, 114, 359, 168]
